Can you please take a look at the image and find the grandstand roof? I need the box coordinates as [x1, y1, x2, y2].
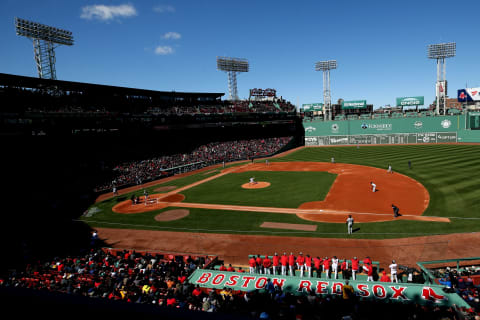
[0, 73, 224, 101]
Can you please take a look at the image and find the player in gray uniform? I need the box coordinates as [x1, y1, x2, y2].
[346, 215, 354, 235]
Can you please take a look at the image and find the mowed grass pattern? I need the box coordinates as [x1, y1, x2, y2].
[276, 145, 480, 218]
[181, 171, 337, 208]
[84, 145, 480, 238]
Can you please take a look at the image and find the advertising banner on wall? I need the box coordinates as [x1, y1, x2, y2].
[342, 100, 367, 109]
[189, 270, 467, 307]
[302, 103, 323, 112]
[396, 96, 424, 106]
[457, 88, 480, 102]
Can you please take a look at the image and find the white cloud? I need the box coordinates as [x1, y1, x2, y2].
[155, 46, 174, 55]
[153, 5, 175, 13]
[162, 32, 181, 40]
[80, 4, 137, 21]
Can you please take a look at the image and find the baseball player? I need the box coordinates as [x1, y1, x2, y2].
[314, 257, 322, 278]
[331, 157, 335, 163]
[263, 255, 272, 275]
[351, 257, 359, 280]
[288, 252, 296, 276]
[392, 204, 400, 218]
[249, 177, 257, 185]
[387, 164, 393, 173]
[272, 253, 280, 275]
[346, 215, 354, 235]
[370, 181, 376, 192]
[323, 257, 331, 279]
[331, 256, 339, 279]
[248, 256, 256, 274]
[341, 259, 349, 279]
[255, 255, 263, 274]
[389, 260, 398, 283]
[363, 263, 373, 281]
[280, 253, 288, 275]
[296, 252, 305, 277]
[305, 254, 312, 278]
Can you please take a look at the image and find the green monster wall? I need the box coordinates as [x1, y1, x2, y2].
[303, 114, 480, 145]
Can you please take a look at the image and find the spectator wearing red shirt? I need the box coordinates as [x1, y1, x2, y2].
[351, 257, 359, 280]
[288, 253, 296, 277]
[255, 255, 263, 274]
[323, 257, 331, 279]
[314, 257, 323, 278]
[272, 253, 280, 275]
[280, 253, 288, 276]
[296, 252, 305, 277]
[249, 257, 256, 274]
[305, 254, 312, 278]
[263, 255, 272, 275]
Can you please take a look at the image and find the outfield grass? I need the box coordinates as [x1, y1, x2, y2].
[83, 144, 480, 238]
[181, 171, 336, 208]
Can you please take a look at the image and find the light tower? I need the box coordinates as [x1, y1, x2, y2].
[315, 60, 337, 121]
[15, 17, 74, 80]
[427, 42, 455, 115]
[216, 56, 249, 101]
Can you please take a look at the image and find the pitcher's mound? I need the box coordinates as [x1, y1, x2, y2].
[241, 182, 271, 189]
[155, 209, 190, 221]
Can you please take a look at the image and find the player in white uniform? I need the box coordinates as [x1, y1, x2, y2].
[389, 260, 398, 283]
[346, 215, 354, 235]
[387, 164, 392, 173]
[249, 177, 257, 184]
[371, 181, 376, 192]
[331, 256, 339, 279]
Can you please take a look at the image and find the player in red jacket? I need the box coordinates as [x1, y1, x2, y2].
[314, 256, 323, 278]
[272, 253, 280, 275]
[226, 264, 235, 272]
[363, 263, 373, 281]
[380, 270, 390, 282]
[296, 252, 305, 277]
[255, 255, 263, 274]
[305, 254, 312, 278]
[341, 259, 349, 279]
[263, 255, 272, 274]
[351, 257, 359, 280]
[323, 257, 331, 279]
[288, 253, 296, 276]
[219, 263, 227, 271]
[280, 253, 288, 275]
[249, 256, 256, 274]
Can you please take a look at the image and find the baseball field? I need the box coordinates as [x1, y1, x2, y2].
[83, 144, 480, 266]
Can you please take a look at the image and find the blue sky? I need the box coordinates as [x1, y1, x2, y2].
[1, 0, 479, 109]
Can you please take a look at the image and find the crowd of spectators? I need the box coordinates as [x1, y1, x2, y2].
[2, 246, 479, 319]
[20, 100, 295, 116]
[436, 266, 480, 313]
[95, 136, 292, 192]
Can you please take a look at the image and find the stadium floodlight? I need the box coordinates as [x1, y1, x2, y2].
[15, 17, 74, 80]
[217, 56, 249, 101]
[315, 60, 337, 121]
[427, 42, 456, 115]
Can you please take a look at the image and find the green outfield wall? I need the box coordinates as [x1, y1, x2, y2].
[303, 114, 480, 145]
